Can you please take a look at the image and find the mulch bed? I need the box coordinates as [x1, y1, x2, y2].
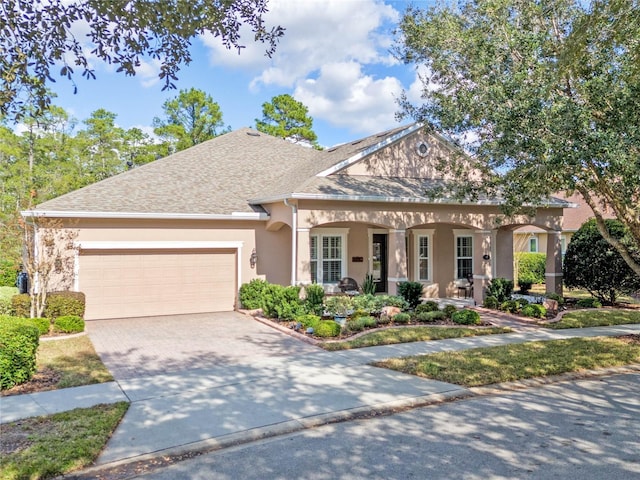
[0, 367, 61, 397]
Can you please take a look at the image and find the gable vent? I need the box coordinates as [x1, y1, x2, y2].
[247, 132, 260, 137]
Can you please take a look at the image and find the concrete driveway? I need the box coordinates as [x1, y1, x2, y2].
[86, 312, 320, 380]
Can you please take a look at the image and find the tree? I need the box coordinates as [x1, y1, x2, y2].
[256, 94, 318, 147]
[0, 0, 284, 120]
[563, 219, 640, 305]
[76, 109, 126, 181]
[19, 216, 78, 318]
[395, 0, 640, 277]
[153, 88, 229, 152]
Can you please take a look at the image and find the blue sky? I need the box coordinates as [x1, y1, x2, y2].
[48, 0, 430, 148]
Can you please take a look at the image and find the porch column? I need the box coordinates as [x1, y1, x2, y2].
[495, 228, 514, 280]
[545, 230, 563, 295]
[473, 230, 494, 305]
[387, 228, 408, 295]
[296, 228, 312, 285]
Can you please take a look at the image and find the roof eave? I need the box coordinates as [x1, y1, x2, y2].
[20, 210, 270, 221]
[250, 192, 505, 206]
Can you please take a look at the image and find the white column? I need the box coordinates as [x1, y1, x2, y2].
[387, 229, 408, 295]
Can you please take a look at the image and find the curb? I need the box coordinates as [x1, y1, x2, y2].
[61, 388, 472, 480]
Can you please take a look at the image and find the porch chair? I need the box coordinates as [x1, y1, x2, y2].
[338, 277, 360, 296]
[455, 274, 474, 298]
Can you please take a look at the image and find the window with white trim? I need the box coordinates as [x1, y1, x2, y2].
[412, 229, 434, 282]
[456, 235, 473, 279]
[529, 237, 538, 253]
[310, 230, 347, 284]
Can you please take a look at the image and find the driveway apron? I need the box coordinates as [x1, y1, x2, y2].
[86, 312, 320, 380]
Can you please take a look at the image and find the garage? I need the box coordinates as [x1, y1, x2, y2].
[78, 248, 237, 320]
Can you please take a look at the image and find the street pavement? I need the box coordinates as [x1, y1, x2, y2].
[125, 372, 640, 480]
[1, 316, 639, 478]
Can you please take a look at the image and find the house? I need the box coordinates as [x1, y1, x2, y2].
[513, 193, 614, 256]
[24, 124, 570, 320]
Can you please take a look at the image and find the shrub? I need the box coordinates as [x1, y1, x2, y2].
[451, 309, 481, 325]
[486, 278, 513, 303]
[500, 299, 523, 314]
[261, 284, 302, 319]
[357, 316, 377, 329]
[315, 320, 341, 338]
[11, 293, 30, 317]
[483, 296, 499, 309]
[415, 301, 440, 314]
[442, 304, 458, 319]
[44, 291, 86, 319]
[517, 273, 536, 294]
[53, 315, 85, 333]
[0, 258, 18, 287]
[351, 294, 379, 313]
[515, 252, 546, 284]
[343, 319, 364, 334]
[304, 284, 325, 315]
[397, 281, 424, 309]
[393, 312, 411, 324]
[296, 314, 321, 330]
[239, 279, 269, 310]
[32, 317, 51, 335]
[415, 310, 446, 323]
[521, 304, 547, 319]
[375, 295, 409, 310]
[576, 297, 603, 308]
[0, 316, 39, 389]
[324, 295, 354, 317]
[376, 314, 392, 325]
[0, 287, 18, 315]
[564, 218, 640, 305]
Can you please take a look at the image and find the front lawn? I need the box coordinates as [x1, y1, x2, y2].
[548, 309, 640, 329]
[321, 326, 512, 351]
[374, 336, 640, 387]
[0, 402, 129, 480]
[2, 335, 113, 396]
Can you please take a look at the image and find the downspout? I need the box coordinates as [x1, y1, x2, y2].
[284, 198, 297, 285]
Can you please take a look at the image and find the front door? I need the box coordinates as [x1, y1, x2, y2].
[372, 234, 388, 293]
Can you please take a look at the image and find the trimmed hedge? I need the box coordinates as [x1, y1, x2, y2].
[0, 286, 17, 315]
[576, 297, 603, 308]
[11, 293, 30, 317]
[239, 279, 268, 309]
[0, 316, 40, 390]
[451, 309, 481, 325]
[44, 291, 86, 319]
[32, 317, 51, 335]
[0, 258, 18, 287]
[442, 304, 458, 319]
[415, 301, 440, 314]
[397, 281, 424, 309]
[515, 252, 546, 284]
[521, 304, 547, 319]
[53, 315, 85, 333]
[393, 312, 411, 324]
[261, 284, 302, 319]
[304, 284, 325, 315]
[415, 310, 446, 323]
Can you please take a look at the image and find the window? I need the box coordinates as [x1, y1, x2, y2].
[529, 237, 538, 253]
[310, 230, 347, 284]
[560, 236, 567, 255]
[456, 235, 473, 279]
[412, 229, 434, 282]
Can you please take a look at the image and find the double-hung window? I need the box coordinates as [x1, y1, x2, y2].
[413, 229, 434, 282]
[310, 230, 347, 284]
[529, 237, 538, 253]
[456, 235, 473, 279]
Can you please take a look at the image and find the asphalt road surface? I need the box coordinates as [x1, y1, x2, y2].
[130, 373, 640, 480]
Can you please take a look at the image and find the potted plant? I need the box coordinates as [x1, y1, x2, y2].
[324, 295, 353, 325]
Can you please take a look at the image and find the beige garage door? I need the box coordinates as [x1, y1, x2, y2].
[79, 248, 237, 320]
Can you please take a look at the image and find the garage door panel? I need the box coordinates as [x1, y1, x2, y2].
[79, 249, 236, 320]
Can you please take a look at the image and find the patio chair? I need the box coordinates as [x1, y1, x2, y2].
[455, 275, 473, 298]
[338, 277, 360, 295]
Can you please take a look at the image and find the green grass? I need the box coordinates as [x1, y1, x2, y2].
[374, 337, 640, 387]
[548, 309, 640, 329]
[0, 402, 129, 480]
[321, 326, 513, 351]
[0, 286, 18, 301]
[37, 336, 113, 388]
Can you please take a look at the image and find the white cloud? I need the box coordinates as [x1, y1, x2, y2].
[136, 59, 162, 88]
[294, 61, 403, 136]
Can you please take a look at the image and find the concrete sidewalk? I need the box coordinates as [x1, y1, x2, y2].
[1, 323, 639, 473]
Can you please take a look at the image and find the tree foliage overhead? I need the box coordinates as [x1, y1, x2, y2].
[563, 219, 640, 305]
[153, 88, 229, 152]
[395, 0, 640, 276]
[256, 94, 318, 147]
[0, 0, 284, 120]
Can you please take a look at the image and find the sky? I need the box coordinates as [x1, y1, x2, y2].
[45, 0, 431, 148]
